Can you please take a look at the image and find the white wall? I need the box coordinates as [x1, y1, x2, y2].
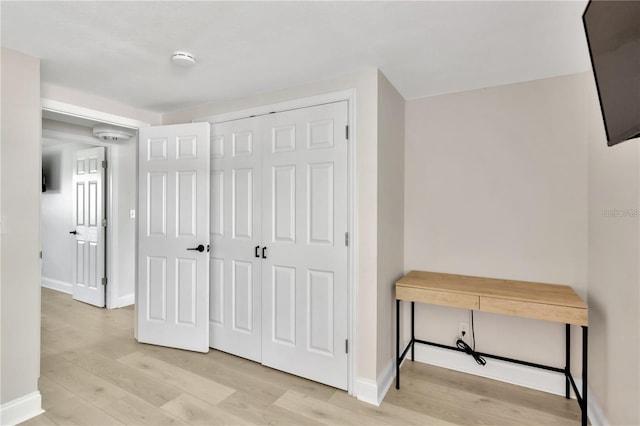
[41, 142, 87, 293]
[0, 47, 43, 423]
[41, 83, 162, 126]
[404, 74, 589, 383]
[586, 74, 640, 424]
[109, 134, 137, 308]
[376, 71, 405, 381]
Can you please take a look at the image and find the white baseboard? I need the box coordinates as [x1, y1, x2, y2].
[355, 360, 395, 406]
[574, 380, 609, 426]
[413, 344, 568, 397]
[0, 391, 44, 426]
[354, 376, 378, 406]
[114, 292, 134, 308]
[41, 277, 72, 294]
[375, 360, 395, 405]
[410, 345, 609, 425]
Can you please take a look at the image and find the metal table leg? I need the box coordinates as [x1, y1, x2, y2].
[582, 326, 588, 426]
[565, 323, 570, 399]
[396, 299, 400, 389]
[411, 302, 415, 361]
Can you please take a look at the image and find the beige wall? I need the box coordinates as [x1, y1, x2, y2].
[376, 71, 405, 376]
[164, 69, 382, 383]
[0, 48, 42, 411]
[586, 74, 640, 424]
[405, 71, 640, 423]
[405, 74, 589, 371]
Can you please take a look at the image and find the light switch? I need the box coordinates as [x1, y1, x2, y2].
[129, 209, 136, 219]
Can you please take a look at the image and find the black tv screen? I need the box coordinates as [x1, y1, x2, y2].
[583, 1, 640, 146]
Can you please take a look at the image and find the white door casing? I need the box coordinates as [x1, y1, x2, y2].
[72, 146, 106, 307]
[137, 122, 210, 353]
[260, 101, 349, 390]
[209, 116, 263, 362]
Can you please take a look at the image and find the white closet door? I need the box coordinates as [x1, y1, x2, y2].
[72, 146, 106, 307]
[209, 117, 263, 362]
[261, 101, 349, 389]
[137, 122, 210, 353]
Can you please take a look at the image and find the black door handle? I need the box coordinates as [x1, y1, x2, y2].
[255, 246, 260, 258]
[186, 244, 205, 253]
[262, 247, 267, 259]
[69, 230, 78, 235]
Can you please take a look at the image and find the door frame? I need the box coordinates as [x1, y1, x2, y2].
[196, 89, 357, 395]
[41, 98, 150, 308]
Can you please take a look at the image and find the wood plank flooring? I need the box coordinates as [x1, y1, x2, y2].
[23, 288, 581, 425]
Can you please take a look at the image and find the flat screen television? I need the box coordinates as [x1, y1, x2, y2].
[582, 1, 640, 146]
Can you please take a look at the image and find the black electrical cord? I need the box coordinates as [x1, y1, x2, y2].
[456, 338, 486, 366]
[471, 310, 477, 350]
[456, 310, 486, 366]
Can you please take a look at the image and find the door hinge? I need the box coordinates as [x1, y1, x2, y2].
[345, 125, 349, 140]
[102, 160, 108, 169]
[345, 339, 349, 354]
[101, 277, 107, 286]
[102, 219, 108, 227]
[345, 232, 349, 246]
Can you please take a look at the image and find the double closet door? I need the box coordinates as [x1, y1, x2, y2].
[209, 101, 349, 390]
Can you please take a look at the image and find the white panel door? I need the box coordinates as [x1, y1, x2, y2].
[261, 101, 349, 389]
[72, 147, 106, 307]
[138, 122, 210, 353]
[209, 117, 263, 362]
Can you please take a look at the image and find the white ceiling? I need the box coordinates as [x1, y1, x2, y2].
[1, 1, 590, 114]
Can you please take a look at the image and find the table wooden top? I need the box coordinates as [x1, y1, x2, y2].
[396, 271, 588, 325]
[397, 270, 586, 309]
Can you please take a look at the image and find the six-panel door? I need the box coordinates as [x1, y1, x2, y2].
[209, 101, 349, 389]
[137, 122, 211, 353]
[72, 146, 106, 308]
[209, 116, 263, 362]
[260, 102, 349, 390]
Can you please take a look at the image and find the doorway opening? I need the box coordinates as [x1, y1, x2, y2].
[42, 139, 107, 306]
[40, 101, 146, 309]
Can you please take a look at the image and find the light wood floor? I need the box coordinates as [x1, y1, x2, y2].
[23, 288, 581, 425]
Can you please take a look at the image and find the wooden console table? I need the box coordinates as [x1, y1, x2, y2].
[395, 270, 588, 425]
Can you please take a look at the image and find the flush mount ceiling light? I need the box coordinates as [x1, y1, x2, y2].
[171, 51, 196, 67]
[93, 125, 135, 142]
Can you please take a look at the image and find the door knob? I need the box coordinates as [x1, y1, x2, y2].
[186, 244, 205, 253]
[69, 230, 78, 235]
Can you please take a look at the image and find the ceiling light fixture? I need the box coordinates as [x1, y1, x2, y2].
[93, 125, 135, 142]
[171, 51, 196, 67]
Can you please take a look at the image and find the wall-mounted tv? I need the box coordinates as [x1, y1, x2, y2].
[583, 0, 640, 146]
